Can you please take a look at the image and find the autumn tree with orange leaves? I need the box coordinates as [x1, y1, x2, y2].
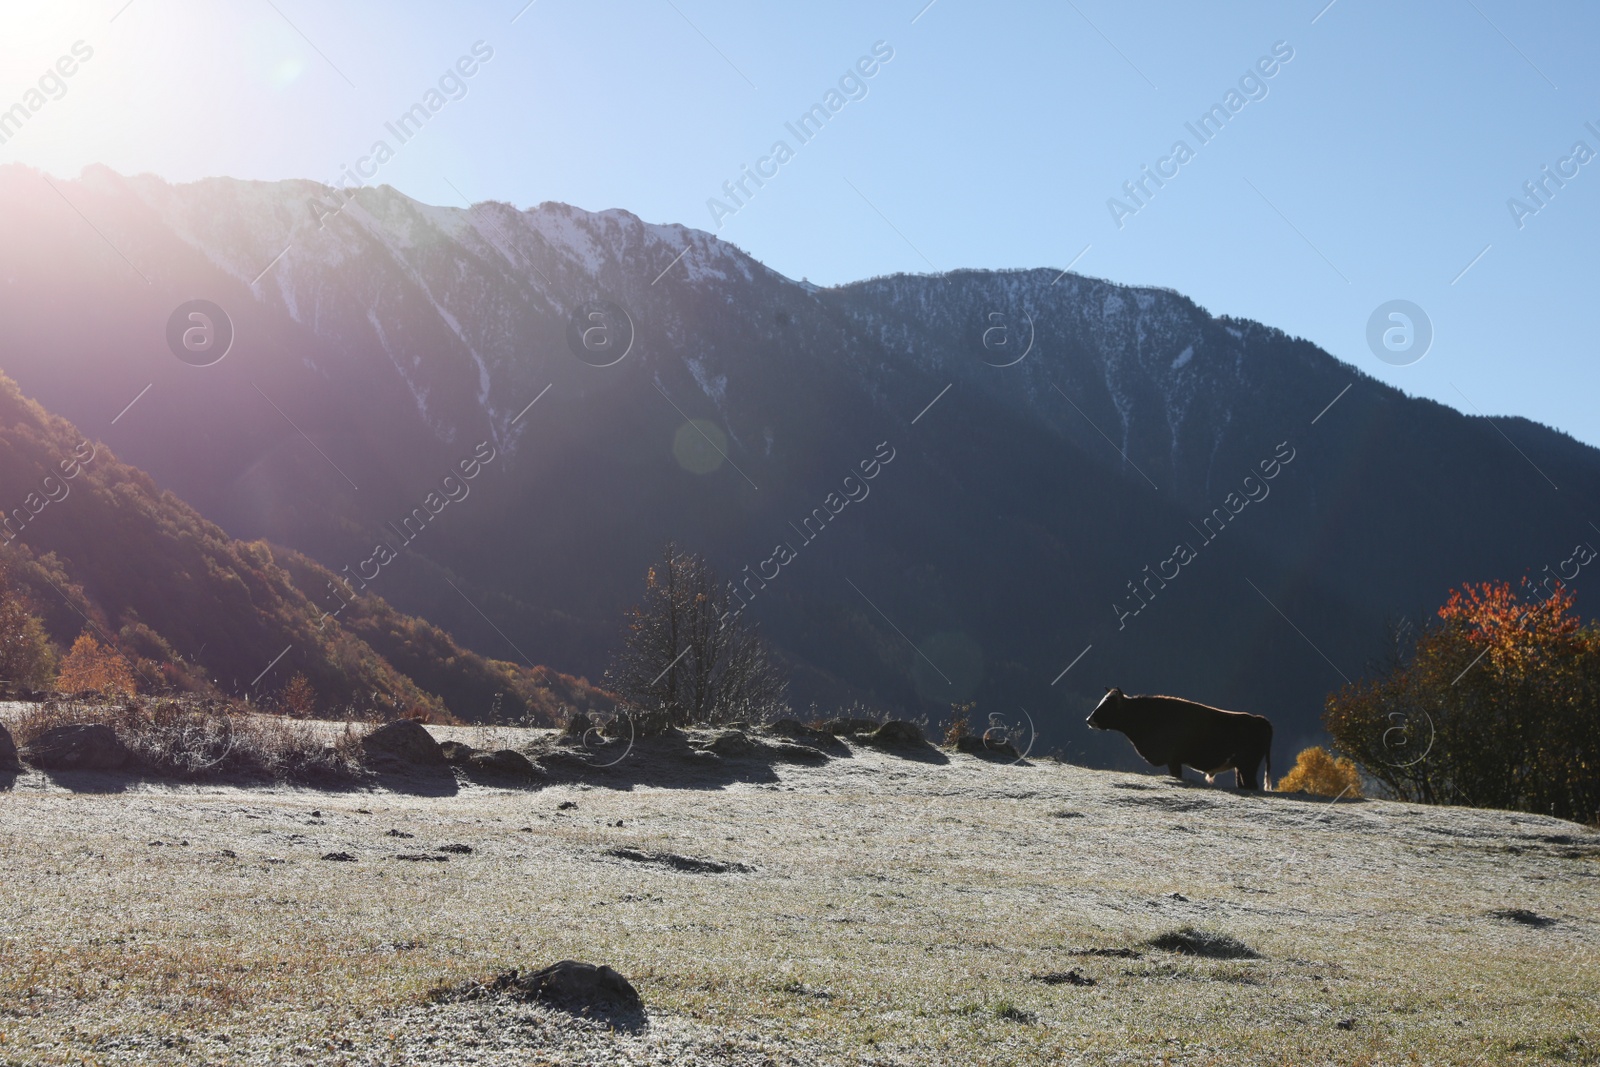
[1325, 581, 1599, 824]
[56, 632, 138, 699]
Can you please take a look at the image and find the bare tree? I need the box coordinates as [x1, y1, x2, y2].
[608, 542, 786, 726]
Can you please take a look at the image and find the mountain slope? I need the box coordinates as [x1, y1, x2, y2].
[1, 164, 1595, 765]
[0, 370, 607, 721]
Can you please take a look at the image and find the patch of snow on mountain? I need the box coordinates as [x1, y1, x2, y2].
[686, 355, 728, 405]
[528, 205, 607, 277]
[1172, 345, 1194, 369]
[680, 233, 731, 285]
[430, 300, 493, 407]
[366, 307, 432, 426]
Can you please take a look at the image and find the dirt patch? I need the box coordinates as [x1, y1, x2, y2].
[1031, 968, 1097, 986]
[604, 847, 753, 874]
[1491, 908, 1556, 928]
[1146, 926, 1261, 959]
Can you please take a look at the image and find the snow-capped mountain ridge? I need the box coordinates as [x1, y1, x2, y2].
[41, 165, 1349, 514]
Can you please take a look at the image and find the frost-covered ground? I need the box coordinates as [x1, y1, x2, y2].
[1, 723, 1596, 1065]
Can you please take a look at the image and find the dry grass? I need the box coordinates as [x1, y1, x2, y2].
[0, 719, 1596, 1065]
[9, 698, 367, 784]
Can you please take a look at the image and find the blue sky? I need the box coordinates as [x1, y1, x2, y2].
[4, 0, 1598, 447]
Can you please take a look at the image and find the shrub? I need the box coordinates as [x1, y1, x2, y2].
[279, 673, 318, 718]
[1326, 581, 1600, 823]
[1276, 746, 1363, 798]
[942, 701, 974, 748]
[55, 632, 137, 698]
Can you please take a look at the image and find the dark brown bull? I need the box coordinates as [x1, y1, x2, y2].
[1086, 687, 1273, 790]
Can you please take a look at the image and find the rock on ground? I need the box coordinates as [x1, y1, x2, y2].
[438, 740, 476, 764]
[444, 960, 644, 1016]
[20, 723, 133, 772]
[705, 730, 758, 757]
[362, 720, 444, 767]
[467, 748, 538, 777]
[0, 721, 19, 772]
[868, 720, 926, 745]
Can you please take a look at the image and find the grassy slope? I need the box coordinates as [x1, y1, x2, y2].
[0, 727, 1595, 1065]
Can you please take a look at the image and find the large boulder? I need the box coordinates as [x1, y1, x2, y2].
[868, 720, 926, 745]
[438, 740, 476, 764]
[467, 748, 538, 778]
[21, 723, 133, 771]
[764, 718, 828, 742]
[705, 730, 758, 758]
[0, 721, 20, 772]
[361, 720, 444, 768]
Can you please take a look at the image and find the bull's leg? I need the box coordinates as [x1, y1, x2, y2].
[1234, 756, 1262, 791]
[1167, 762, 1184, 780]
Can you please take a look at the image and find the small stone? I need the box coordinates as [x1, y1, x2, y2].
[444, 960, 643, 1015]
[438, 843, 473, 854]
[558, 800, 577, 810]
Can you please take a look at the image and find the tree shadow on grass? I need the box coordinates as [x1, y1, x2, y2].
[526, 724, 958, 791]
[365, 761, 461, 797]
[856, 738, 951, 765]
[22, 768, 136, 794]
[530, 729, 786, 792]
